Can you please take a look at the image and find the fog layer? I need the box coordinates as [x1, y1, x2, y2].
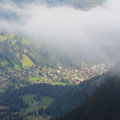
[0, 0, 120, 62]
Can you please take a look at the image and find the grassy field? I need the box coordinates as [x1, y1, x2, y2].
[0, 105, 6, 110]
[51, 82, 67, 86]
[6, 34, 15, 40]
[29, 76, 40, 82]
[0, 36, 7, 42]
[1, 61, 8, 67]
[22, 94, 54, 112]
[22, 38, 30, 45]
[14, 63, 21, 70]
[37, 96, 54, 109]
[25, 116, 48, 120]
[73, 74, 80, 78]
[21, 54, 35, 68]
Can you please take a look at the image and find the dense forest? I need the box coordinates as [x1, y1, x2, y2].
[0, 84, 67, 120]
[56, 63, 120, 120]
[45, 75, 104, 116]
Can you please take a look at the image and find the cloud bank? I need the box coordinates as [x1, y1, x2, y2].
[0, 0, 120, 62]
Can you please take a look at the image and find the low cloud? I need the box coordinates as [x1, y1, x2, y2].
[0, 0, 120, 62]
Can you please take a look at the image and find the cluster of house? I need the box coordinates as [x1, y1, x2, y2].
[0, 62, 113, 91]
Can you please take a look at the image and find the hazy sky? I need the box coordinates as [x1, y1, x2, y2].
[0, 0, 120, 62]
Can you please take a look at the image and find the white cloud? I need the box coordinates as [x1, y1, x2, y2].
[0, 0, 120, 62]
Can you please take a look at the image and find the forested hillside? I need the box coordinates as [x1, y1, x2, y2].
[45, 75, 104, 116]
[0, 72, 106, 119]
[0, 32, 72, 69]
[0, 76, 103, 120]
[0, 84, 68, 120]
[56, 63, 120, 120]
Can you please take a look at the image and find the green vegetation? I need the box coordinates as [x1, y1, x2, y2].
[29, 77, 40, 82]
[22, 94, 54, 112]
[57, 78, 120, 120]
[0, 32, 73, 70]
[45, 75, 103, 116]
[22, 94, 35, 104]
[6, 34, 15, 40]
[73, 74, 80, 78]
[11, 40, 16, 45]
[52, 82, 67, 86]
[0, 74, 105, 119]
[14, 63, 21, 70]
[0, 32, 81, 92]
[22, 38, 30, 45]
[21, 54, 35, 68]
[0, 105, 7, 110]
[0, 84, 66, 119]
[55, 63, 120, 120]
[0, 62, 119, 120]
[0, 36, 7, 42]
[37, 96, 54, 109]
[26, 116, 48, 120]
[1, 61, 8, 66]
[0, 31, 114, 120]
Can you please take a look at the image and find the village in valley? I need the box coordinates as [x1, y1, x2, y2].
[0, 34, 115, 92]
[0, 61, 113, 92]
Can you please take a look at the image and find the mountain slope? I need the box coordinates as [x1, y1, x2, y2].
[0, 62, 116, 119]
[0, 32, 74, 92]
[0, 32, 111, 93]
[0, 75, 105, 120]
[0, 33, 43, 69]
[57, 63, 120, 120]
[0, 84, 68, 120]
[45, 75, 104, 116]
[0, 33, 73, 68]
